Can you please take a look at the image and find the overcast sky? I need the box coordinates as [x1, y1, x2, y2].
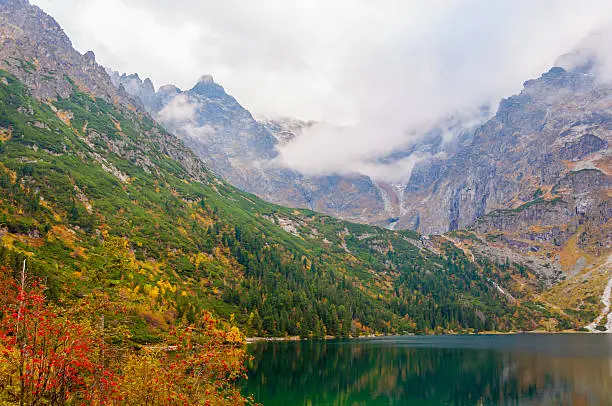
[31, 0, 612, 179]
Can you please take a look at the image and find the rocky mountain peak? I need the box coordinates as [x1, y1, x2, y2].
[143, 77, 154, 91]
[0, 0, 134, 105]
[189, 74, 226, 98]
[522, 65, 594, 93]
[197, 74, 214, 84]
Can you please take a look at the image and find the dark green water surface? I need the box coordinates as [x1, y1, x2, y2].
[243, 334, 612, 405]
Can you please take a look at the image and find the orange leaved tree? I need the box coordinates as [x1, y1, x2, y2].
[0, 263, 253, 405]
[113, 311, 251, 405]
[0, 263, 115, 405]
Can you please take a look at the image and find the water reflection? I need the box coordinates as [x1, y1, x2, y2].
[244, 334, 612, 405]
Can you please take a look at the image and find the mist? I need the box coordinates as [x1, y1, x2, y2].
[275, 0, 612, 180]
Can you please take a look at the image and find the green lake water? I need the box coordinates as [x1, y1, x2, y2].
[243, 334, 612, 405]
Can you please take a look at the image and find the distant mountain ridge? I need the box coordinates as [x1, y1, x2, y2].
[110, 71, 394, 225]
[112, 55, 610, 239]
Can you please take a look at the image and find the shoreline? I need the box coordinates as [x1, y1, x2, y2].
[245, 330, 599, 343]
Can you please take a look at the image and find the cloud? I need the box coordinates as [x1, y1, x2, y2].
[556, 26, 612, 83]
[275, 0, 612, 180]
[31, 0, 612, 181]
[275, 116, 468, 182]
[157, 95, 217, 141]
[158, 95, 196, 123]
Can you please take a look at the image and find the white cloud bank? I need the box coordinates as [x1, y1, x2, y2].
[32, 0, 612, 180]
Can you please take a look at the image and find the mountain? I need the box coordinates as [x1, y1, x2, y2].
[402, 59, 611, 292]
[113, 50, 609, 248]
[117, 46, 609, 246]
[0, 0, 571, 346]
[108, 29, 611, 331]
[400, 64, 610, 234]
[0, 0, 127, 104]
[450, 62, 611, 326]
[110, 71, 395, 226]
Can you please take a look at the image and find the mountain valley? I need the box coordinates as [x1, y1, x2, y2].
[0, 0, 611, 403]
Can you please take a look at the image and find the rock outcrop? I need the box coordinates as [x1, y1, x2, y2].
[0, 0, 128, 103]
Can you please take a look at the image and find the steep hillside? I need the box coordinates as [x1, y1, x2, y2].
[0, 0, 574, 342]
[1, 66, 560, 338]
[402, 62, 611, 324]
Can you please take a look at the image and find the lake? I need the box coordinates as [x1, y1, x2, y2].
[243, 334, 612, 405]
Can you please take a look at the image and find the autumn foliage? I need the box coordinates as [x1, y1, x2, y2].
[0, 266, 251, 405]
[0, 266, 111, 405]
[114, 312, 249, 405]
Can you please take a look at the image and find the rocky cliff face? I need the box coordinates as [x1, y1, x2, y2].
[401, 64, 610, 236]
[422, 62, 611, 283]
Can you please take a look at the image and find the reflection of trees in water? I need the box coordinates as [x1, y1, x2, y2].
[509, 355, 612, 406]
[244, 341, 612, 406]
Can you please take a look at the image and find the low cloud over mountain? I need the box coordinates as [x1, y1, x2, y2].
[33, 0, 612, 179]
